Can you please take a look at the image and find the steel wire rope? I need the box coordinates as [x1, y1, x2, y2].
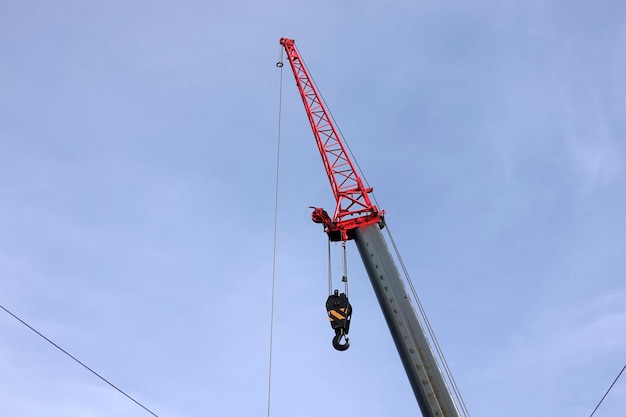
[310, 74, 382, 218]
[319, 75, 469, 415]
[314, 67, 472, 416]
[267, 49, 285, 417]
[321, 87, 470, 416]
[302, 62, 375, 215]
[316, 84, 371, 198]
[383, 225, 471, 417]
[589, 364, 626, 417]
[0, 303, 160, 417]
[294, 45, 477, 416]
[295, 62, 352, 300]
[327, 238, 333, 295]
[341, 241, 349, 296]
[326, 236, 349, 298]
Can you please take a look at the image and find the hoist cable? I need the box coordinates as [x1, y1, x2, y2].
[0, 303, 160, 417]
[326, 241, 349, 296]
[315, 82, 378, 211]
[327, 239, 333, 295]
[305, 68, 374, 211]
[589, 364, 626, 417]
[314, 62, 466, 413]
[267, 49, 285, 417]
[384, 225, 471, 417]
[341, 241, 349, 296]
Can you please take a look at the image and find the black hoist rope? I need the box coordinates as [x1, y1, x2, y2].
[341, 240, 349, 296]
[327, 238, 333, 296]
[325, 240, 352, 351]
[589, 364, 626, 417]
[327, 240, 349, 297]
[0, 303, 160, 417]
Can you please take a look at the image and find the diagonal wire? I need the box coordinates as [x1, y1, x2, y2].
[589, 364, 626, 417]
[0, 303, 159, 417]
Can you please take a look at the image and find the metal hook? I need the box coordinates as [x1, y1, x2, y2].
[332, 332, 350, 351]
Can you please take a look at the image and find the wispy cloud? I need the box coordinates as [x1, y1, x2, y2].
[560, 75, 624, 192]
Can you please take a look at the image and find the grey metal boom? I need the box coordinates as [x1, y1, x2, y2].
[354, 224, 461, 417]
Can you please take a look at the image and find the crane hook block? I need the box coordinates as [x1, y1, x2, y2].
[326, 290, 352, 351]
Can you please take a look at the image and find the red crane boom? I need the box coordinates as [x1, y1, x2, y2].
[280, 37, 383, 242]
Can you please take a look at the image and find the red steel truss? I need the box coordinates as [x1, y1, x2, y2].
[280, 38, 383, 241]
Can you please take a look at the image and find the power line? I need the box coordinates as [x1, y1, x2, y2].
[0, 303, 160, 417]
[589, 364, 626, 417]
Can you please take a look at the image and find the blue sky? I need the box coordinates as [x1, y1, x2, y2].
[1, 1, 625, 416]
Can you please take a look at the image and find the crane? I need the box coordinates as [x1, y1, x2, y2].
[279, 38, 465, 417]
